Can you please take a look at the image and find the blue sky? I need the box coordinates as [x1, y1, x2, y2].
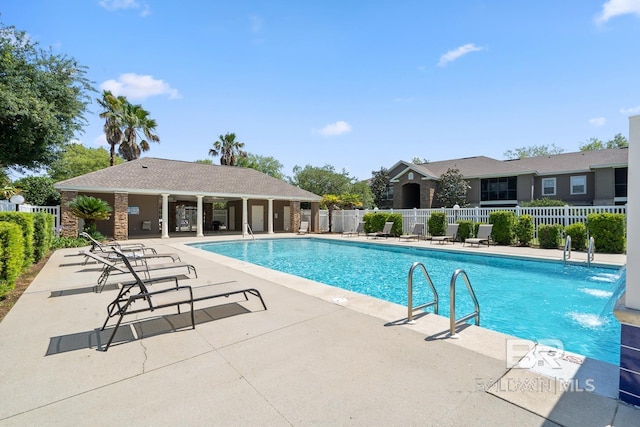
[4, 1, 640, 180]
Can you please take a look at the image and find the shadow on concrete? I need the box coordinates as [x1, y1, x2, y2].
[46, 303, 251, 355]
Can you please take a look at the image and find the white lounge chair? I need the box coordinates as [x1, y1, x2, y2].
[464, 224, 493, 247]
[431, 223, 459, 245]
[297, 221, 309, 235]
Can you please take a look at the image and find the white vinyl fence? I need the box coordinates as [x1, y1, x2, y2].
[303, 205, 627, 238]
[0, 201, 61, 232]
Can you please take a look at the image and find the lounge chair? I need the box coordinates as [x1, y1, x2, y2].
[100, 249, 266, 351]
[431, 223, 460, 245]
[398, 223, 424, 242]
[342, 222, 365, 237]
[464, 224, 493, 247]
[297, 221, 309, 235]
[81, 250, 197, 291]
[80, 232, 157, 255]
[367, 221, 394, 239]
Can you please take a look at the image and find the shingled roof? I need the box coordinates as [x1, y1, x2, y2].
[54, 158, 321, 201]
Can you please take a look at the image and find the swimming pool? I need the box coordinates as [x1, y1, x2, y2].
[190, 238, 624, 366]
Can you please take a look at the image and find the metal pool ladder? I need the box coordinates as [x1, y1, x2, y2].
[587, 236, 595, 267]
[448, 269, 480, 338]
[406, 262, 439, 324]
[563, 235, 572, 264]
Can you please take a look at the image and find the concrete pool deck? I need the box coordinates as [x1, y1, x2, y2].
[0, 233, 637, 426]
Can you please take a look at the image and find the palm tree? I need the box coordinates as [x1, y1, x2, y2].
[97, 91, 125, 166]
[68, 195, 113, 234]
[209, 133, 247, 166]
[97, 91, 160, 164]
[118, 102, 160, 161]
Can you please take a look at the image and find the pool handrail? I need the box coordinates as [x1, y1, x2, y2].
[563, 235, 572, 264]
[587, 236, 595, 267]
[449, 269, 480, 338]
[406, 262, 439, 324]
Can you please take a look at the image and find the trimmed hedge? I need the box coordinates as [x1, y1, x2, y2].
[538, 224, 563, 249]
[515, 214, 534, 246]
[0, 222, 25, 297]
[489, 210, 516, 245]
[33, 212, 55, 262]
[587, 213, 626, 254]
[565, 222, 587, 251]
[0, 212, 35, 268]
[362, 212, 403, 237]
[456, 220, 474, 241]
[428, 212, 447, 236]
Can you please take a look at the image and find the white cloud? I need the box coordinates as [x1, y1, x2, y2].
[589, 117, 607, 126]
[100, 73, 180, 100]
[315, 121, 352, 137]
[99, 0, 151, 16]
[620, 105, 640, 114]
[249, 15, 264, 33]
[595, 0, 640, 24]
[438, 43, 485, 67]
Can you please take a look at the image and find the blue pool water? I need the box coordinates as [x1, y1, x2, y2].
[191, 238, 624, 365]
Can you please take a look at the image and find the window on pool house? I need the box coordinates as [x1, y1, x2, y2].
[570, 175, 587, 195]
[480, 176, 517, 201]
[542, 177, 556, 196]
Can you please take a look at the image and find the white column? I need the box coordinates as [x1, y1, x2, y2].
[626, 115, 640, 309]
[161, 194, 170, 239]
[196, 195, 204, 237]
[242, 197, 248, 238]
[268, 199, 274, 234]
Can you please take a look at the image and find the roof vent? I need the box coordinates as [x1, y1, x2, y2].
[142, 165, 148, 169]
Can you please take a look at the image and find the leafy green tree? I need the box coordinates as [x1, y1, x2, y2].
[412, 157, 429, 164]
[370, 167, 391, 209]
[503, 144, 564, 159]
[194, 159, 213, 165]
[289, 164, 354, 196]
[579, 133, 628, 151]
[48, 143, 123, 181]
[435, 168, 470, 207]
[350, 181, 374, 209]
[0, 23, 94, 170]
[322, 194, 363, 232]
[236, 153, 285, 180]
[12, 176, 60, 205]
[68, 195, 112, 234]
[97, 91, 160, 163]
[209, 132, 247, 166]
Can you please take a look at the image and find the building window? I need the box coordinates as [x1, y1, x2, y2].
[542, 178, 556, 196]
[480, 176, 517, 201]
[570, 175, 586, 195]
[408, 172, 414, 180]
[615, 167, 628, 198]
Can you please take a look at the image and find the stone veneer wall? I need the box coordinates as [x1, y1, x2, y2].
[113, 193, 129, 240]
[290, 200, 301, 233]
[60, 190, 78, 238]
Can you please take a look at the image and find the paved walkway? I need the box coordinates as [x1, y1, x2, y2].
[0, 233, 637, 426]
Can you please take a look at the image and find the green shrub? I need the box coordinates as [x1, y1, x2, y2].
[565, 222, 587, 251]
[587, 213, 626, 254]
[33, 212, 55, 262]
[456, 220, 474, 241]
[362, 212, 402, 237]
[51, 236, 90, 249]
[489, 210, 516, 245]
[538, 224, 563, 249]
[515, 214, 534, 246]
[0, 212, 35, 268]
[0, 222, 25, 297]
[428, 212, 447, 236]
